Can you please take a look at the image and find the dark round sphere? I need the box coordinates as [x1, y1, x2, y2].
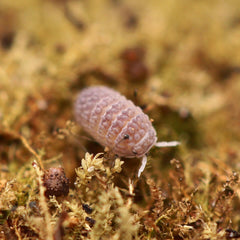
[43, 167, 69, 197]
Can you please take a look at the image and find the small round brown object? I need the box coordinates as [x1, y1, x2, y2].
[121, 47, 145, 63]
[43, 167, 69, 197]
[124, 61, 149, 82]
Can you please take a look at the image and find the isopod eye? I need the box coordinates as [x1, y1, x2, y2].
[123, 134, 129, 140]
[132, 150, 137, 155]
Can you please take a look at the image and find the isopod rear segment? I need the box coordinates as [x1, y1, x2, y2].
[74, 86, 179, 177]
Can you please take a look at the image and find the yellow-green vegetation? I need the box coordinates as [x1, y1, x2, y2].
[1, 0, 240, 239]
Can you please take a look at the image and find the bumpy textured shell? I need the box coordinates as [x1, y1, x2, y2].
[74, 86, 157, 158]
[43, 167, 69, 197]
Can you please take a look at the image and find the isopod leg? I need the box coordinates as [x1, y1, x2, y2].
[137, 155, 148, 177]
[155, 141, 180, 147]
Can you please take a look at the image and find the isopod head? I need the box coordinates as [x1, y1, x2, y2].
[111, 115, 157, 158]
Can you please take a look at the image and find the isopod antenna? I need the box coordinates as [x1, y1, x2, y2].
[155, 141, 180, 147]
[137, 140, 180, 177]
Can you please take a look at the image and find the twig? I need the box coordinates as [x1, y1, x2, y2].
[1, 130, 44, 170]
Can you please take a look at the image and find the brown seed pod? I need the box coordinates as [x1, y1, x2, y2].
[43, 167, 69, 197]
[74, 86, 179, 176]
[121, 47, 149, 82]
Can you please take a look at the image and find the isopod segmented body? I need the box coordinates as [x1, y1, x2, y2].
[74, 86, 179, 176]
[74, 86, 157, 158]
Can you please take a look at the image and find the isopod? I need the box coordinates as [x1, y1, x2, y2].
[74, 86, 179, 177]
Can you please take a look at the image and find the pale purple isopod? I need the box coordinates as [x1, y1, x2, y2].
[74, 86, 179, 177]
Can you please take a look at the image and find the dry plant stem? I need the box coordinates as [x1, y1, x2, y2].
[19, 135, 44, 169]
[43, 153, 63, 164]
[63, 2, 85, 30]
[4, 130, 44, 170]
[33, 161, 54, 240]
[14, 220, 22, 240]
[126, 179, 134, 208]
[95, 172, 108, 189]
